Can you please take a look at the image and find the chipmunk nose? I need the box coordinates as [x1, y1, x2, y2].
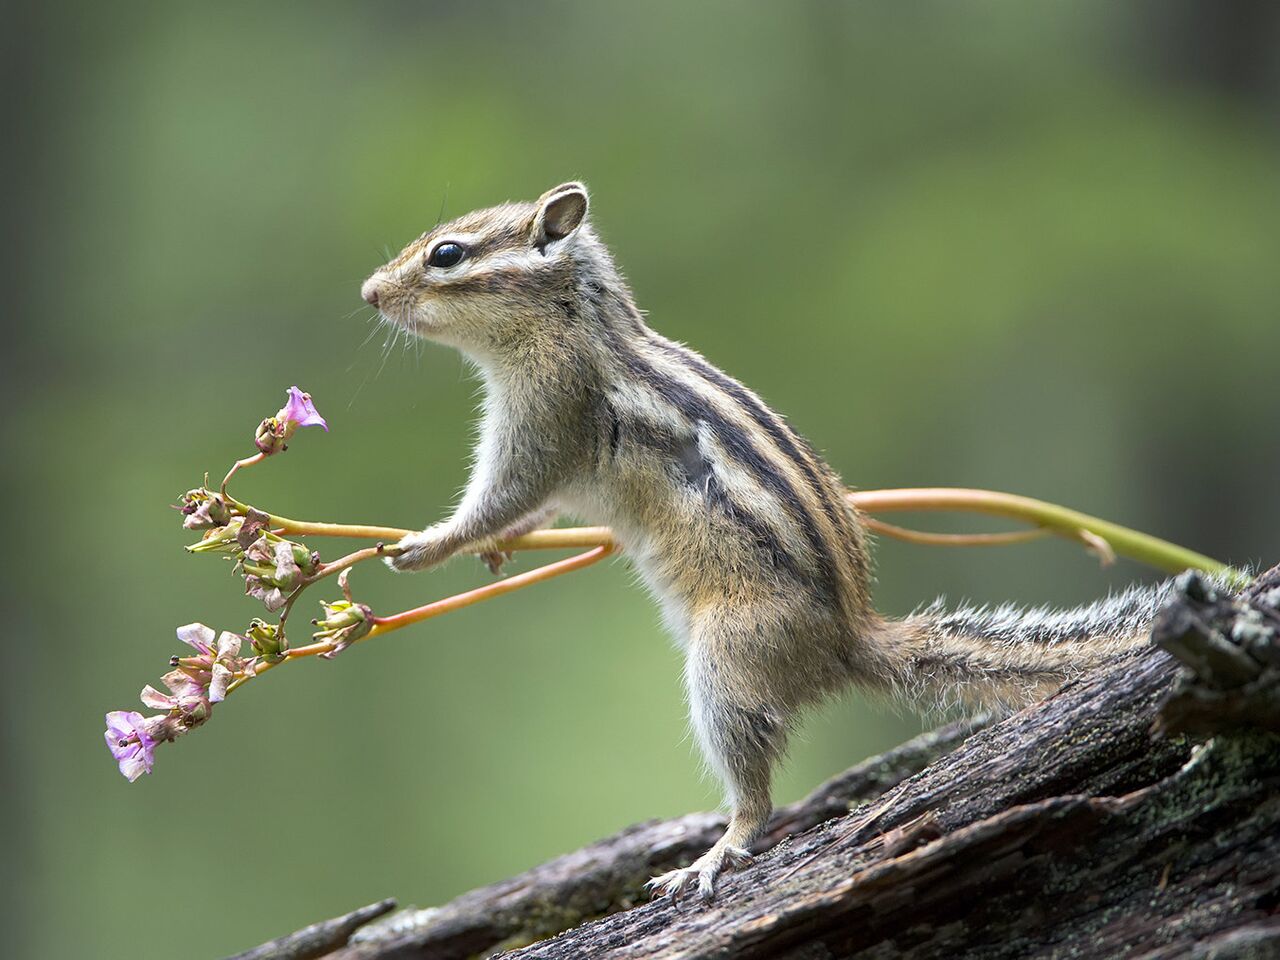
[361, 279, 380, 307]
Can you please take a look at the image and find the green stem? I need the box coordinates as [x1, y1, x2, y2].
[850, 488, 1248, 584]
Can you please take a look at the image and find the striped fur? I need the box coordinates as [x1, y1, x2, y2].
[362, 183, 1174, 899]
[890, 579, 1178, 714]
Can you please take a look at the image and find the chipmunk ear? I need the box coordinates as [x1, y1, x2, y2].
[532, 182, 589, 246]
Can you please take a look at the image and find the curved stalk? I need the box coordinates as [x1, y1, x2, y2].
[220, 452, 265, 496]
[849, 488, 1241, 581]
[862, 517, 1050, 548]
[226, 488, 1240, 581]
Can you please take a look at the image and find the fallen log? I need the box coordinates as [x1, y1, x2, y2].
[229, 564, 1280, 960]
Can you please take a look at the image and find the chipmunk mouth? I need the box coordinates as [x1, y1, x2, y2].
[361, 276, 449, 342]
[390, 306, 443, 340]
[366, 292, 427, 336]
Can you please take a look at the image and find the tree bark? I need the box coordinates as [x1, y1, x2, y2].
[229, 565, 1280, 960]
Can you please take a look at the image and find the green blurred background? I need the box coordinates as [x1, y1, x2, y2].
[3, 1, 1278, 956]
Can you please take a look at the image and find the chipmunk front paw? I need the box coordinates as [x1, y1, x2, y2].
[386, 527, 453, 573]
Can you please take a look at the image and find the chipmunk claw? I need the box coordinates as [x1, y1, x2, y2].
[645, 845, 752, 903]
[480, 549, 512, 575]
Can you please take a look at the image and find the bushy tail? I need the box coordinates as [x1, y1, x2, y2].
[885, 579, 1179, 711]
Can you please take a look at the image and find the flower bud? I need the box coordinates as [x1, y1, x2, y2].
[246, 619, 287, 659]
[313, 598, 373, 659]
[178, 489, 231, 530]
[241, 534, 319, 611]
[187, 518, 246, 555]
[254, 415, 288, 455]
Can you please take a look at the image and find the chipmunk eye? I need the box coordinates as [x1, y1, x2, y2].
[427, 242, 467, 269]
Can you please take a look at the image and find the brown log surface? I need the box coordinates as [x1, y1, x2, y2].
[228, 565, 1280, 960]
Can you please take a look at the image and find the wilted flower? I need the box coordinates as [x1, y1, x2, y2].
[177, 621, 217, 658]
[255, 386, 328, 455]
[241, 534, 319, 612]
[209, 632, 243, 702]
[140, 668, 211, 723]
[177, 488, 231, 530]
[169, 622, 248, 702]
[186, 508, 319, 612]
[104, 711, 158, 782]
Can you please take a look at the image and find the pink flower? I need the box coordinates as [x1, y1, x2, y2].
[104, 711, 157, 782]
[280, 386, 327, 430]
[254, 387, 327, 455]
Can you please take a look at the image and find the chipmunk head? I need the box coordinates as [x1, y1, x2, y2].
[361, 182, 597, 359]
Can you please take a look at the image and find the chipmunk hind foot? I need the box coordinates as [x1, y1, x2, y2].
[645, 842, 753, 902]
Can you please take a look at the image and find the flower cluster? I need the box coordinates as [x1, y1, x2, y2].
[240, 526, 321, 611]
[187, 508, 320, 611]
[104, 624, 253, 781]
[107, 385, 387, 783]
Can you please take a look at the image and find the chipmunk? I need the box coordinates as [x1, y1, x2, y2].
[360, 182, 1178, 900]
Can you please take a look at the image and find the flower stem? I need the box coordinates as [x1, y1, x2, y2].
[220, 452, 266, 496]
[369, 544, 615, 635]
[310, 545, 388, 583]
[214, 484, 1246, 701]
[260, 513, 414, 543]
[226, 487, 1241, 581]
[850, 488, 1244, 582]
[224, 545, 615, 693]
[254, 507, 614, 553]
[861, 517, 1050, 548]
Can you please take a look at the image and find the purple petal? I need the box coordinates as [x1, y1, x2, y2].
[103, 711, 157, 779]
[133, 729, 157, 765]
[280, 386, 328, 431]
[105, 733, 136, 762]
[117, 754, 149, 782]
[176, 623, 215, 656]
[104, 710, 140, 743]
